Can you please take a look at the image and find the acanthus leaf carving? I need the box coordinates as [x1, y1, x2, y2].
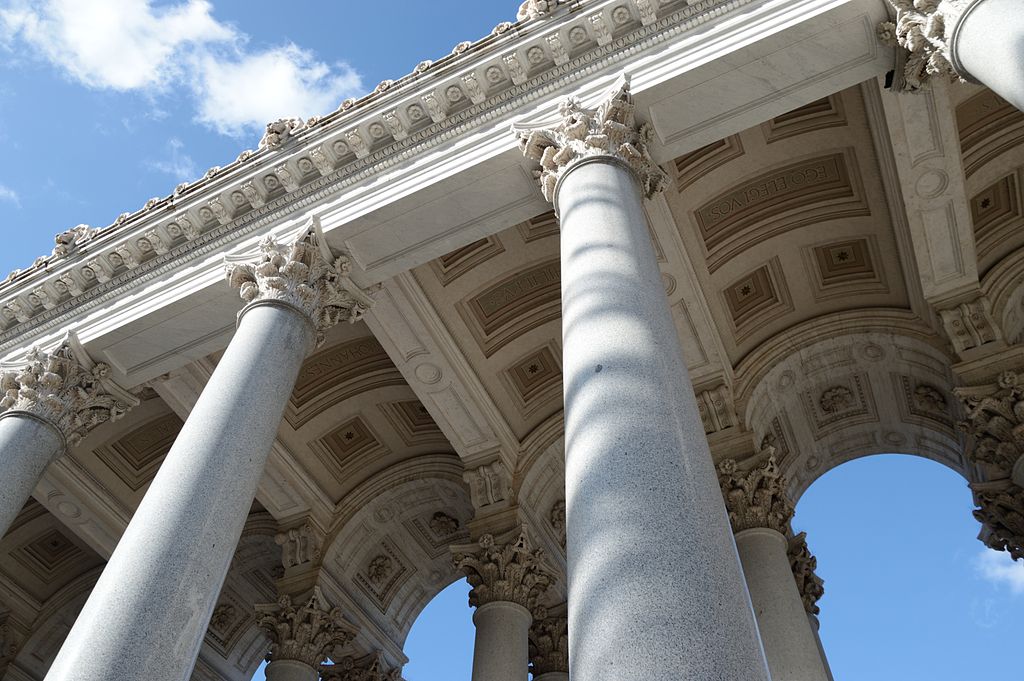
[717, 455, 795, 534]
[549, 498, 566, 549]
[514, 74, 667, 203]
[0, 332, 137, 445]
[517, 0, 557, 22]
[255, 586, 359, 667]
[452, 530, 554, 612]
[320, 651, 401, 681]
[879, 0, 975, 92]
[225, 218, 377, 346]
[787, 532, 825, 615]
[529, 610, 569, 676]
[956, 371, 1024, 479]
[260, 117, 303, 149]
[971, 480, 1024, 561]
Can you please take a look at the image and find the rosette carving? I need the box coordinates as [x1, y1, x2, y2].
[956, 371, 1024, 480]
[515, 75, 667, 203]
[717, 456, 795, 534]
[0, 333, 136, 446]
[787, 532, 825, 615]
[529, 609, 568, 676]
[878, 0, 974, 91]
[225, 219, 376, 346]
[255, 586, 359, 667]
[972, 481, 1024, 561]
[452, 530, 554, 612]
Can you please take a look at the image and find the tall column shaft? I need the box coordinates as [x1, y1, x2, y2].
[265, 659, 318, 681]
[951, 0, 1024, 112]
[558, 158, 769, 680]
[471, 601, 531, 681]
[735, 528, 831, 681]
[0, 414, 63, 535]
[808, 614, 836, 681]
[44, 303, 314, 681]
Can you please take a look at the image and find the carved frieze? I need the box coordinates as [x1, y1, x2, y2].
[515, 75, 667, 203]
[529, 610, 569, 676]
[225, 219, 376, 346]
[0, 333, 136, 445]
[255, 586, 359, 667]
[717, 456, 795, 534]
[452, 531, 554, 612]
[956, 371, 1024, 480]
[787, 532, 825, 615]
[971, 480, 1024, 561]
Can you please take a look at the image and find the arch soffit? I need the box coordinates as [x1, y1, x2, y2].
[982, 244, 1024, 345]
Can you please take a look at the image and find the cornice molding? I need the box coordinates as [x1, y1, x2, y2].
[0, 0, 755, 354]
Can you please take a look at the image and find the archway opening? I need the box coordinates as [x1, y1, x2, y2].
[402, 579, 474, 681]
[793, 454, 1023, 679]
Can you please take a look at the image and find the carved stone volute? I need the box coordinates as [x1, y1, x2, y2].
[717, 455, 795, 534]
[514, 74, 667, 204]
[787, 532, 825, 615]
[529, 609, 569, 676]
[255, 586, 359, 667]
[452, 530, 554, 613]
[0, 332, 137, 446]
[225, 218, 376, 347]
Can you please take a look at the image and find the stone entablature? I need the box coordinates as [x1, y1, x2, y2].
[0, 332, 136, 445]
[0, 0, 753, 354]
[452, 530, 554, 612]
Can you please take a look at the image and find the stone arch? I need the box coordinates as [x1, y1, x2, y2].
[739, 310, 969, 504]
[515, 412, 566, 596]
[982, 245, 1024, 345]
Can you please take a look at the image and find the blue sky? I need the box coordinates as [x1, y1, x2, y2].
[1, 2, 1022, 680]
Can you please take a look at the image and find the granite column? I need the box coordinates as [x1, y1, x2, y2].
[0, 334, 134, 537]
[43, 225, 372, 681]
[516, 76, 770, 681]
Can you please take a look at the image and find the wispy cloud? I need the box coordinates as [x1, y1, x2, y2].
[144, 138, 196, 182]
[0, 183, 20, 207]
[975, 549, 1024, 595]
[0, 0, 363, 137]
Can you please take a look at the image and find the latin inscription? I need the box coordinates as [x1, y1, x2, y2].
[475, 260, 560, 319]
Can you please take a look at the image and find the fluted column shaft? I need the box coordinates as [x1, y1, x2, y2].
[0, 414, 64, 535]
[471, 601, 531, 681]
[44, 302, 314, 681]
[735, 528, 832, 681]
[950, 0, 1024, 112]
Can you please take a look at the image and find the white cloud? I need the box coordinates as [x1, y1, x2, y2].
[0, 183, 20, 206]
[975, 549, 1024, 595]
[0, 0, 363, 137]
[144, 138, 196, 182]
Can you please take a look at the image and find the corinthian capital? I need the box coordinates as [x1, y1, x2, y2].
[972, 480, 1024, 561]
[787, 532, 825, 615]
[955, 371, 1024, 481]
[879, 0, 975, 91]
[0, 332, 137, 446]
[717, 456, 795, 534]
[225, 218, 376, 347]
[514, 74, 667, 203]
[320, 651, 400, 681]
[529, 610, 568, 677]
[452, 530, 554, 612]
[255, 586, 359, 667]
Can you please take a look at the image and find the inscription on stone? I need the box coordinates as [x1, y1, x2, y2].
[474, 260, 560, 321]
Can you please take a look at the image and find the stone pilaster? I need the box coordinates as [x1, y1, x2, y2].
[320, 651, 401, 681]
[956, 371, 1024, 485]
[878, 0, 975, 91]
[256, 587, 359, 668]
[717, 455, 795, 534]
[788, 532, 826, 616]
[528, 609, 568, 678]
[971, 480, 1024, 561]
[0, 332, 136, 446]
[515, 74, 667, 205]
[225, 218, 375, 346]
[452, 529, 554, 613]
